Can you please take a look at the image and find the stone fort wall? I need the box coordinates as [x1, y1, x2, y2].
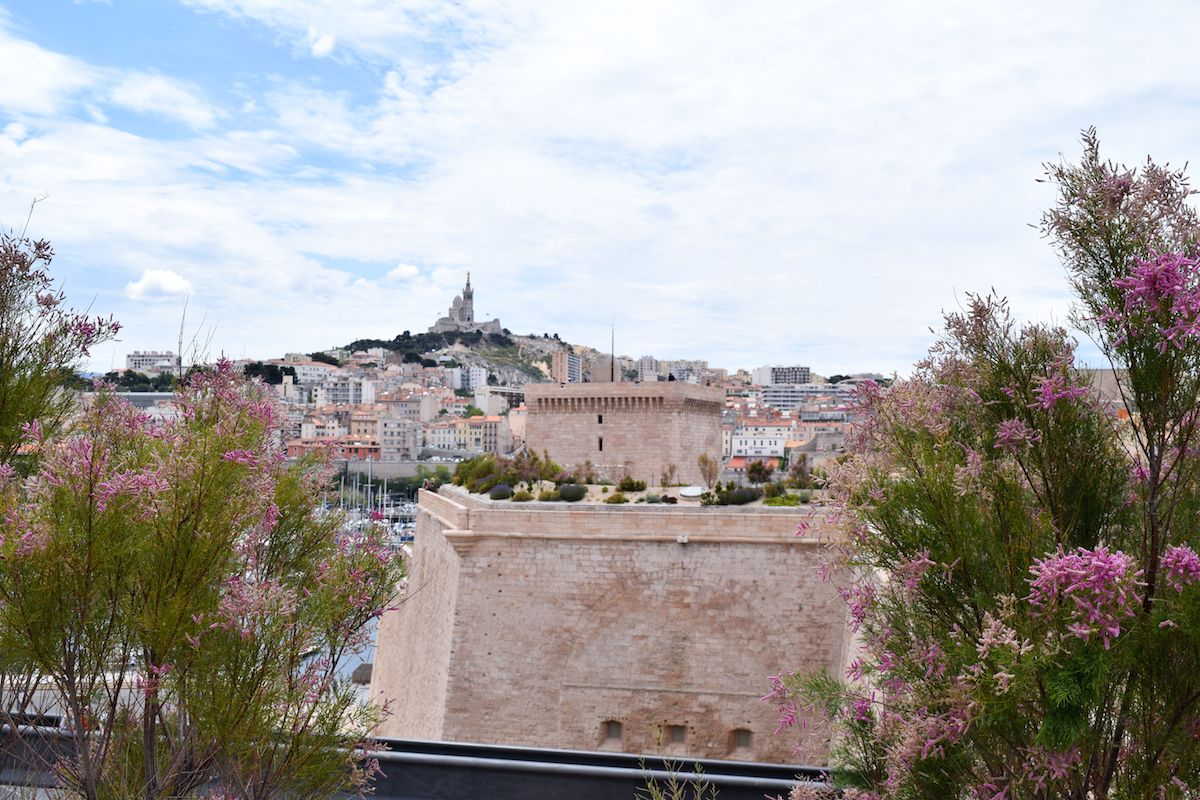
[371, 486, 847, 762]
[524, 383, 724, 486]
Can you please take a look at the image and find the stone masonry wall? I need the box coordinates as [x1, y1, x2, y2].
[371, 487, 846, 762]
[524, 383, 724, 486]
[370, 501, 461, 739]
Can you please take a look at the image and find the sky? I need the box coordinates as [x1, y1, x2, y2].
[2, 1, 1200, 377]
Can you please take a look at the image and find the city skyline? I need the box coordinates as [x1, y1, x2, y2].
[2, 1, 1199, 375]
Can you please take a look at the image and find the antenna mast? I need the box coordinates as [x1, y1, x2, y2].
[610, 320, 615, 382]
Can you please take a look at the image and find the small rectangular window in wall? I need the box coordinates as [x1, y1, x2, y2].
[667, 725, 686, 744]
[598, 414, 603, 424]
[598, 436, 604, 451]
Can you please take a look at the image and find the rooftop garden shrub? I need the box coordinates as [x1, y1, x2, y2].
[618, 476, 647, 492]
[605, 491, 628, 504]
[488, 483, 512, 500]
[558, 484, 587, 502]
[511, 489, 533, 502]
[770, 130, 1200, 800]
[538, 489, 560, 502]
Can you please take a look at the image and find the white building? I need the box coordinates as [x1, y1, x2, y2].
[637, 356, 659, 382]
[277, 361, 339, 384]
[314, 376, 376, 406]
[380, 417, 422, 461]
[464, 366, 489, 391]
[761, 383, 851, 410]
[730, 420, 796, 458]
[126, 351, 180, 376]
[752, 365, 812, 386]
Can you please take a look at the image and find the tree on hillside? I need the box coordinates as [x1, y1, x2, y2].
[768, 132, 1200, 799]
[308, 351, 340, 366]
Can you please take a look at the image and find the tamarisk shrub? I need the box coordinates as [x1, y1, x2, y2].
[769, 132, 1200, 799]
[0, 234, 119, 464]
[0, 362, 406, 799]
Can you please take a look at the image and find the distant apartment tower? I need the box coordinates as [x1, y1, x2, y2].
[752, 364, 811, 386]
[551, 349, 582, 383]
[125, 350, 180, 376]
[761, 383, 852, 410]
[464, 366, 489, 391]
[637, 356, 659, 382]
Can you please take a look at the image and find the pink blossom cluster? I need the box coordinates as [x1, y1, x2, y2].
[67, 314, 122, 356]
[1107, 251, 1200, 352]
[1028, 373, 1090, 411]
[1019, 746, 1080, 794]
[93, 466, 168, 513]
[762, 674, 798, 733]
[894, 550, 935, 593]
[838, 581, 877, 632]
[1027, 545, 1142, 649]
[993, 418, 1041, 454]
[1161, 544, 1200, 593]
[212, 576, 298, 639]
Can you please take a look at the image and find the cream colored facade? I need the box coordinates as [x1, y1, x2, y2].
[370, 486, 847, 762]
[524, 382, 723, 486]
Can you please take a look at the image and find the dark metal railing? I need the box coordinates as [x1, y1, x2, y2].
[0, 728, 828, 799]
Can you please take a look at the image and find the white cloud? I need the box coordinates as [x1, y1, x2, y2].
[387, 263, 420, 281]
[109, 73, 218, 129]
[307, 26, 335, 58]
[179, 0, 500, 62]
[125, 270, 193, 301]
[0, 19, 99, 116]
[11, 1, 1200, 374]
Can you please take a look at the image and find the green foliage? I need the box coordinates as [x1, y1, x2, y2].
[745, 459, 774, 485]
[696, 453, 719, 489]
[307, 351, 340, 366]
[780, 133, 1200, 800]
[454, 451, 563, 494]
[763, 494, 800, 507]
[786, 453, 812, 489]
[243, 361, 296, 385]
[636, 759, 718, 800]
[0, 365, 404, 798]
[700, 486, 763, 506]
[660, 464, 678, 488]
[644, 493, 663, 504]
[537, 488, 561, 501]
[619, 476, 647, 492]
[463, 404, 484, 417]
[489, 483, 513, 500]
[98, 369, 178, 393]
[558, 484, 587, 502]
[605, 491, 627, 504]
[511, 489, 533, 502]
[0, 235, 119, 465]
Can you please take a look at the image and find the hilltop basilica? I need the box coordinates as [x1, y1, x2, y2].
[428, 273, 504, 335]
